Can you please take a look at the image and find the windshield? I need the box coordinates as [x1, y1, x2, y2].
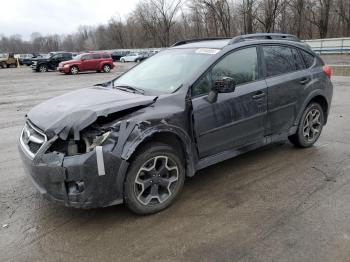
[113, 48, 217, 94]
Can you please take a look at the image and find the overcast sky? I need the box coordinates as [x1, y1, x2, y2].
[0, 0, 140, 39]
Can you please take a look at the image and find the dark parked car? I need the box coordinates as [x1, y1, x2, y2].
[18, 54, 34, 66]
[19, 34, 333, 215]
[111, 50, 130, 62]
[31, 52, 73, 72]
[58, 52, 114, 74]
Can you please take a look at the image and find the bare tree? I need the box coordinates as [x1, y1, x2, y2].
[307, 0, 333, 38]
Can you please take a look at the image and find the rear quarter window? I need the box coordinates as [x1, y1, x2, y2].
[300, 50, 316, 68]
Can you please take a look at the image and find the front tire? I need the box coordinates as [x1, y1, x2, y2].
[124, 143, 185, 215]
[38, 64, 48, 72]
[70, 66, 79, 75]
[120, 59, 125, 63]
[288, 103, 324, 148]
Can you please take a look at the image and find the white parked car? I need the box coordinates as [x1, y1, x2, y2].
[120, 53, 141, 63]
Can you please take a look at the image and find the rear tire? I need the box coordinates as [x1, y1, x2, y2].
[102, 64, 111, 73]
[124, 143, 185, 215]
[1, 62, 6, 68]
[288, 103, 324, 148]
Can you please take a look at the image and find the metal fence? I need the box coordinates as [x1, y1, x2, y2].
[303, 37, 350, 54]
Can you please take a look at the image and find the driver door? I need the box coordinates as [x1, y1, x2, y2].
[49, 54, 63, 69]
[191, 46, 268, 158]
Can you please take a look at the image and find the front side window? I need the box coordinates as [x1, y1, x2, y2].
[82, 54, 92, 60]
[263, 46, 296, 77]
[192, 47, 258, 96]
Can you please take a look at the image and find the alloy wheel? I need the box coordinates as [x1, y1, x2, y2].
[103, 65, 110, 72]
[39, 65, 47, 72]
[303, 108, 322, 142]
[70, 66, 78, 74]
[134, 156, 179, 205]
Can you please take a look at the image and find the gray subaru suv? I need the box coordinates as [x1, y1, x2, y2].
[19, 33, 333, 214]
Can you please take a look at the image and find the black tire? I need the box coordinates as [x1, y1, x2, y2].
[124, 143, 185, 215]
[1, 62, 6, 68]
[120, 59, 125, 63]
[70, 66, 79, 75]
[288, 102, 324, 148]
[38, 64, 48, 72]
[136, 59, 140, 63]
[102, 64, 111, 73]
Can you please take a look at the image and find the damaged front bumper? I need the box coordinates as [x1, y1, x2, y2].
[18, 137, 126, 209]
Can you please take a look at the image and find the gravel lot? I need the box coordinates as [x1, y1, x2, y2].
[1, 66, 350, 262]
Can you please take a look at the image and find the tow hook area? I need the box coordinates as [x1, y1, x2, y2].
[66, 180, 85, 195]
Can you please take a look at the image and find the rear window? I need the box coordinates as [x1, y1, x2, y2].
[92, 54, 101, 59]
[300, 50, 315, 68]
[263, 45, 298, 77]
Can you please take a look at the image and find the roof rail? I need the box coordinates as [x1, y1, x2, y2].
[172, 37, 231, 47]
[229, 33, 300, 45]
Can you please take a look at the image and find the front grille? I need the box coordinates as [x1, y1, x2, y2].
[20, 121, 47, 158]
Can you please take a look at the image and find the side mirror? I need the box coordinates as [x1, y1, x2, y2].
[207, 77, 236, 103]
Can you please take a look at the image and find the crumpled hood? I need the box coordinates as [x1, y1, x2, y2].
[27, 86, 157, 140]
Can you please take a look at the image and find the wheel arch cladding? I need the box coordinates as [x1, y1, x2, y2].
[122, 126, 196, 178]
[296, 90, 329, 126]
[308, 95, 328, 124]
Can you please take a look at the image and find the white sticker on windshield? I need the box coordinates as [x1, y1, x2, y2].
[195, 48, 220, 55]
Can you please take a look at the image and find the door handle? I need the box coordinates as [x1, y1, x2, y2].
[252, 91, 266, 100]
[300, 78, 310, 85]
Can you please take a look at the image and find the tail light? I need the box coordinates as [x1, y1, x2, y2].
[323, 65, 332, 78]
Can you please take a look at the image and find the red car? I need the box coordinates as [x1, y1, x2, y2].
[58, 53, 114, 74]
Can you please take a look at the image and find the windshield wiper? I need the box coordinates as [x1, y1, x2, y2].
[114, 85, 145, 95]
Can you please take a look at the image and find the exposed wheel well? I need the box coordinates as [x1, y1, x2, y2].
[308, 95, 328, 123]
[129, 132, 186, 164]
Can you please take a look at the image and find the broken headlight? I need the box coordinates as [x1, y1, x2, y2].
[83, 131, 112, 153]
[49, 130, 112, 156]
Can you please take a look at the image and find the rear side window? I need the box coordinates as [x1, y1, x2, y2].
[300, 50, 315, 68]
[263, 46, 296, 77]
[92, 54, 101, 59]
[102, 54, 110, 59]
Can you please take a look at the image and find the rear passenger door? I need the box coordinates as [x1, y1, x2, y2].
[92, 54, 102, 70]
[262, 45, 311, 135]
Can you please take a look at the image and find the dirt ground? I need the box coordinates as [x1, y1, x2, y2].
[0, 66, 350, 262]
